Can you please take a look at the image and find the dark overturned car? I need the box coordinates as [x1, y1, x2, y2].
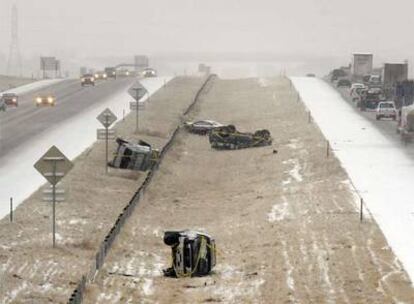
[209, 125, 272, 150]
[184, 120, 223, 135]
[108, 138, 159, 171]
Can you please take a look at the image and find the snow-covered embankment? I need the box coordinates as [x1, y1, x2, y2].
[291, 77, 414, 283]
[0, 77, 171, 218]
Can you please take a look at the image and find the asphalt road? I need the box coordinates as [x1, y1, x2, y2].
[331, 82, 414, 159]
[0, 77, 135, 158]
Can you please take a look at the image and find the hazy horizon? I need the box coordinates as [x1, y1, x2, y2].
[1, 0, 414, 77]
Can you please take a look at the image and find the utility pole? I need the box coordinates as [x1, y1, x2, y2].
[7, 4, 22, 76]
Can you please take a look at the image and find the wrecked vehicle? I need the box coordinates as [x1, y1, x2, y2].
[108, 138, 159, 171]
[163, 230, 216, 278]
[209, 125, 272, 149]
[184, 120, 223, 135]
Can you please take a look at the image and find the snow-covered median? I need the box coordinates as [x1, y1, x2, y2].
[0, 77, 171, 218]
[291, 77, 414, 283]
[1, 79, 65, 95]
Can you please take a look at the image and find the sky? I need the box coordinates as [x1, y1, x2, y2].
[1, 0, 414, 76]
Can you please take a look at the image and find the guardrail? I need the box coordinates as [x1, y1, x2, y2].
[67, 74, 217, 303]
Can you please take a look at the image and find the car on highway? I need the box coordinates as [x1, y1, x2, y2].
[142, 68, 157, 78]
[35, 94, 56, 107]
[306, 73, 316, 77]
[94, 71, 107, 80]
[1, 93, 19, 107]
[350, 83, 366, 91]
[184, 120, 223, 135]
[359, 87, 385, 111]
[376, 101, 397, 120]
[337, 78, 352, 88]
[105, 67, 117, 79]
[117, 69, 130, 77]
[81, 74, 95, 86]
[351, 87, 367, 103]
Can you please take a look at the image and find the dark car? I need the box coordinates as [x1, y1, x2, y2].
[81, 74, 95, 86]
[105, 67, 117, 79]
[337, 79, 352, 88]
[1, 93, 18, 107]
[306, 73, 316, 77]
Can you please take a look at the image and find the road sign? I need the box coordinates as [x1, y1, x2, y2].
[128, 82, 148, 101]
[34, 146, 73, 186]
[129, 101, 145, 111]
[97, 128, 116, 140]
[43, 185, 65, 202]
[97, 108, 117, 128]
[40, 57, 57, 70]
[34, 146, 72, 248]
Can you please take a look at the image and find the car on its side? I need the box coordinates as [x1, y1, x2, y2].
[1, 93, 18, 107]
[337, 78, 352, 88]
[35, 94, 56, 107]
[376, 101, 397, 120]
[81, 74, 95, 86]
[184, 120, 223, 135]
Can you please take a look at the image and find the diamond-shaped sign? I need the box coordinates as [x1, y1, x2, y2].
[34, 146, 73, 186]
[128, 82, 148, 101]
[97, 108, 117, 128]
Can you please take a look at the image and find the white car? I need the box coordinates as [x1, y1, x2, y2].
[184, 120, 223, 135]
[376, 101, 397, 120]
[350, 83, 366, 91]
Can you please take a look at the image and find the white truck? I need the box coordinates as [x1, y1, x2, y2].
[397, 104, 414, 142]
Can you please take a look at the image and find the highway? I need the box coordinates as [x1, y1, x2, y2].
[333, 83, 414, 159]
[0, 77, 135, 158]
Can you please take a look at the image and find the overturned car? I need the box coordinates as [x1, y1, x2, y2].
[184, 120, 223, 135]
[163, 230, 216, 278]
[108, 138, 159, 171]
[209, 125, 272, 150]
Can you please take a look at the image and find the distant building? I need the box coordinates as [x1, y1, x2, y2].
[383, 63, 408, 88]
[352, 53, 373, 77]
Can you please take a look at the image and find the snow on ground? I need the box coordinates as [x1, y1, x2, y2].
[1, 79, 64, 95]
[0, 77, 171, 218]
[291, 77, 414, 283]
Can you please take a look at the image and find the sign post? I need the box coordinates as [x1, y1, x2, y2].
[34, 146, 73, 247]
[128, 85, 147, 133]
[97, 108, 117, 173]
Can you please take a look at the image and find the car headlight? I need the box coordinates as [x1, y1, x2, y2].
[126, 71, 130, 75]
[36, 97, 42, 103]
[95, 74, 99, 78]
[91, 77, 95, 81]
[103, 74, 107, 78]
[12, 98, 17, 102]
[48, 97, 54, 103]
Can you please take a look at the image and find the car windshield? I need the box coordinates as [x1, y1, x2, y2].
[380, 103, 394, 109]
